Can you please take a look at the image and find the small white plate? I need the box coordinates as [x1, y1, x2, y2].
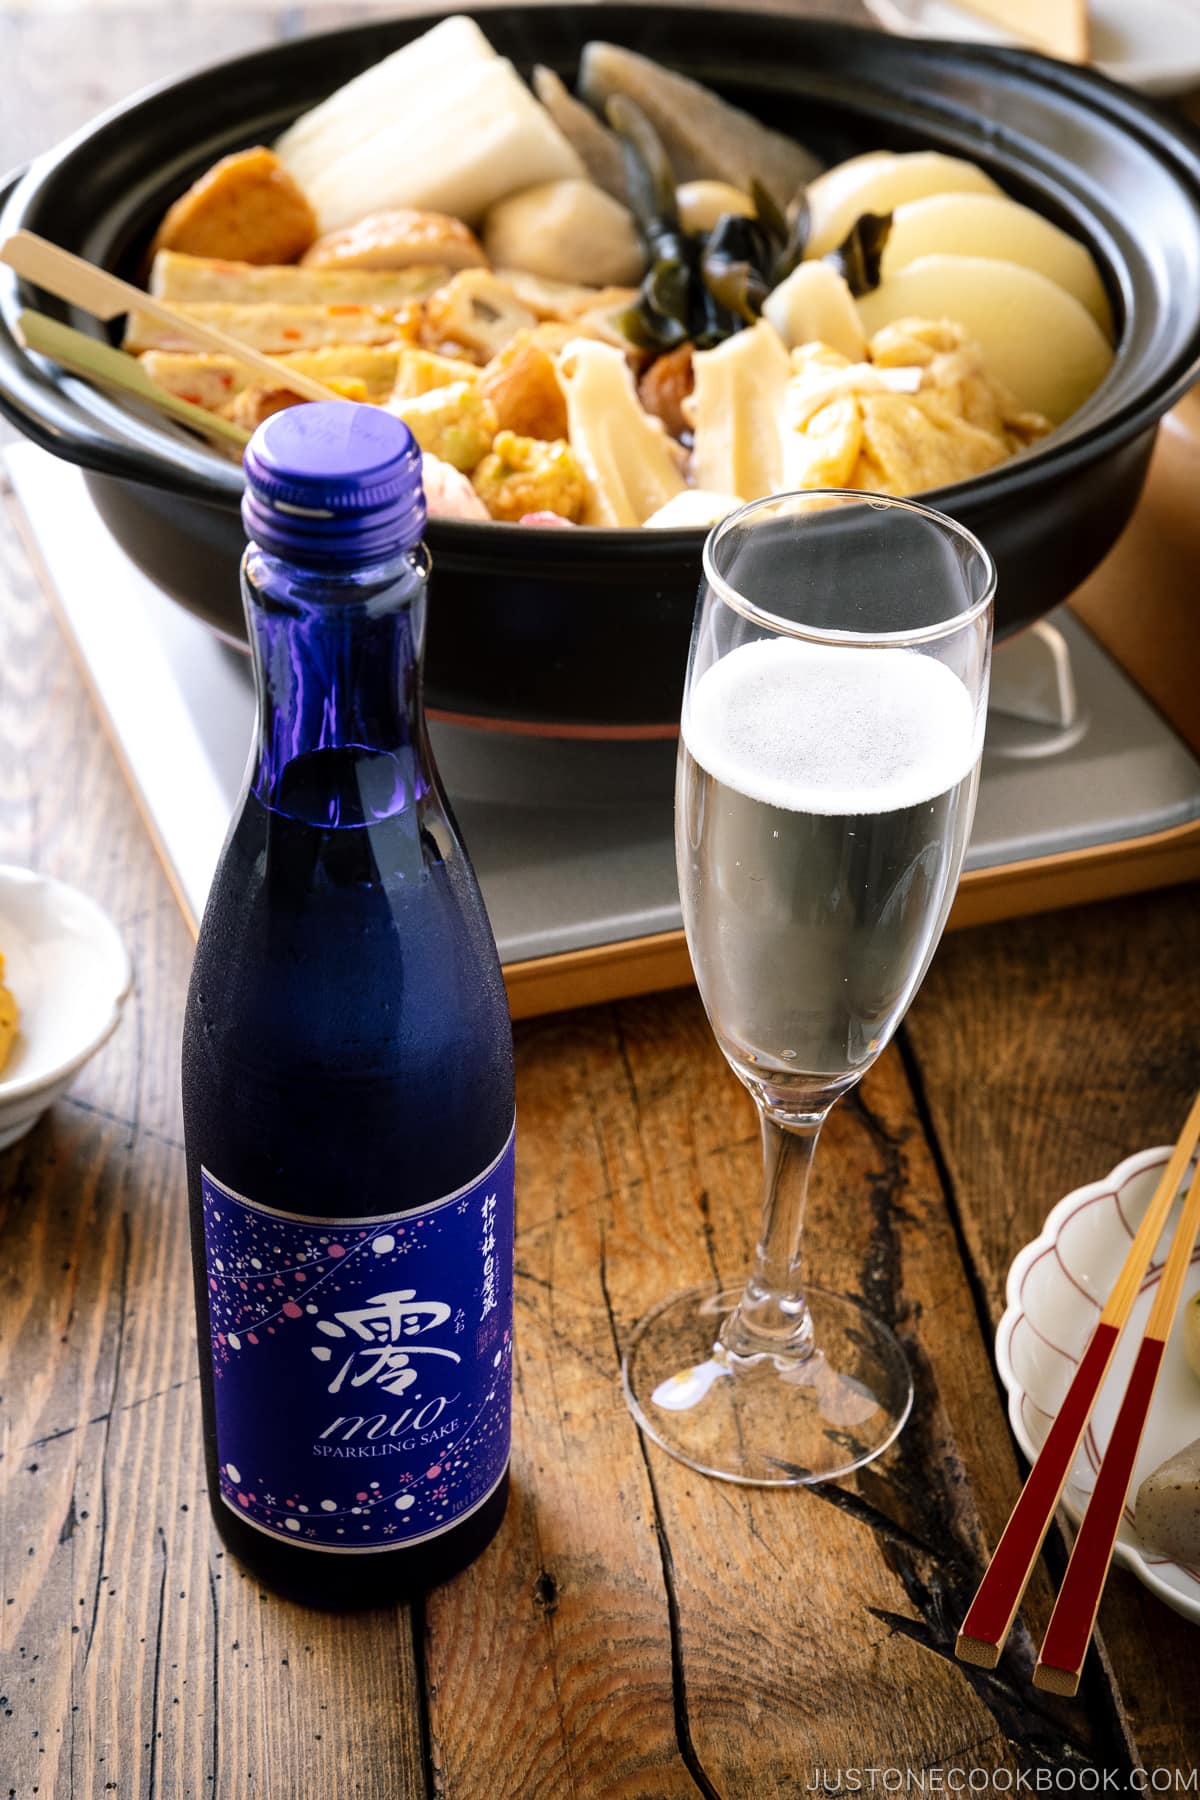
[996, 1146, 1200, 1622]
[862, 0, 1200, 96]
[0, 864, 132, 1151]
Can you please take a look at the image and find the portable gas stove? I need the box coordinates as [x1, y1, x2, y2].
[7, 444, 1200, 1018]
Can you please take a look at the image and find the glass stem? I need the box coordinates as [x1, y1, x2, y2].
[719, 1104, 832, 1363]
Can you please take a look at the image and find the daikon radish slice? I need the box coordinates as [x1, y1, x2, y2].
[276, 16, 497, 190]
[882, 193, 1112, 337]
[804, 152, 1002, 262]
[855, 255, 1114, 422]
[763, 262, 866, 359]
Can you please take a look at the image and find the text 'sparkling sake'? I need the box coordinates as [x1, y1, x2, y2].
[182, 404, 515, 1608]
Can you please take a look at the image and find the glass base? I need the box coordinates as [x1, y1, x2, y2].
[622, 1283, 913, 1485]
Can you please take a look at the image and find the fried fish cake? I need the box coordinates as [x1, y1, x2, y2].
[151, 147, 317, 267]
[479, 334, 568, 441]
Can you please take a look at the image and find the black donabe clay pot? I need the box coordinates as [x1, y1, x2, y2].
[1, 8, 1199, 730]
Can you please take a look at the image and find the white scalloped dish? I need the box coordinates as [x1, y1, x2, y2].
[996, 1146, 1200, 1624]
[0, 864, 132, 1152]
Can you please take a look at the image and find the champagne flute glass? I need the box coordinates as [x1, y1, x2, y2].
[622, 490, 994, 1484]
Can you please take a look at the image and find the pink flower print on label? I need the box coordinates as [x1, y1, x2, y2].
[200, 1124, 513, 1554]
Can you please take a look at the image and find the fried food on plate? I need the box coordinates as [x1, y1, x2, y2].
[0, 953, 17, 1076]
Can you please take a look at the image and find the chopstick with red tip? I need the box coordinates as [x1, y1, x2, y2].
[1033, 1155, 1200, 1696]
[954, 1091, 1200, 1672]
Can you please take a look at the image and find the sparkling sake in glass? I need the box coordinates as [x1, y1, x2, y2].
[623, 491, 994, 1484]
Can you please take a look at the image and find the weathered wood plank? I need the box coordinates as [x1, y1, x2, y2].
[2, 4, 1198, 1795]
[423, 1012, 700, 1799]
[0, 492, 428, 1800]
[588, 995, 1120, 1791]
[904, 887, 1200, 1776]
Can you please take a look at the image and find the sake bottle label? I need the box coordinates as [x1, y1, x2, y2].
[199, 1126, 514, 1552]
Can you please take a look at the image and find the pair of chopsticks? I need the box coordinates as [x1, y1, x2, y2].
[956, 1091, 1200, 1695]
[0, 229, 344, 404]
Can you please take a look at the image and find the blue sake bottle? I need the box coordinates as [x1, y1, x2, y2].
[182, 404, 515, 1609]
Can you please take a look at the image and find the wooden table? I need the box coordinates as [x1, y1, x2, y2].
[1, 6, 1198, 1794]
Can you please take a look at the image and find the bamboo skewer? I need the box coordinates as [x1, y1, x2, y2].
[15, 309, 250, 450]
[0, 231, 343, 404]
[1033, 1157, 1200, 1695]
[955, 1090, 1200, 1670]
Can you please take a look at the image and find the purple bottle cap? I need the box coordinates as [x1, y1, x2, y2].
[242, 402, 426, 560]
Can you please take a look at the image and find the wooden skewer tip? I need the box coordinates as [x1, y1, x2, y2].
[954, 1633, 1001, 1669]
[1033, 1661, 1081, 1697]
